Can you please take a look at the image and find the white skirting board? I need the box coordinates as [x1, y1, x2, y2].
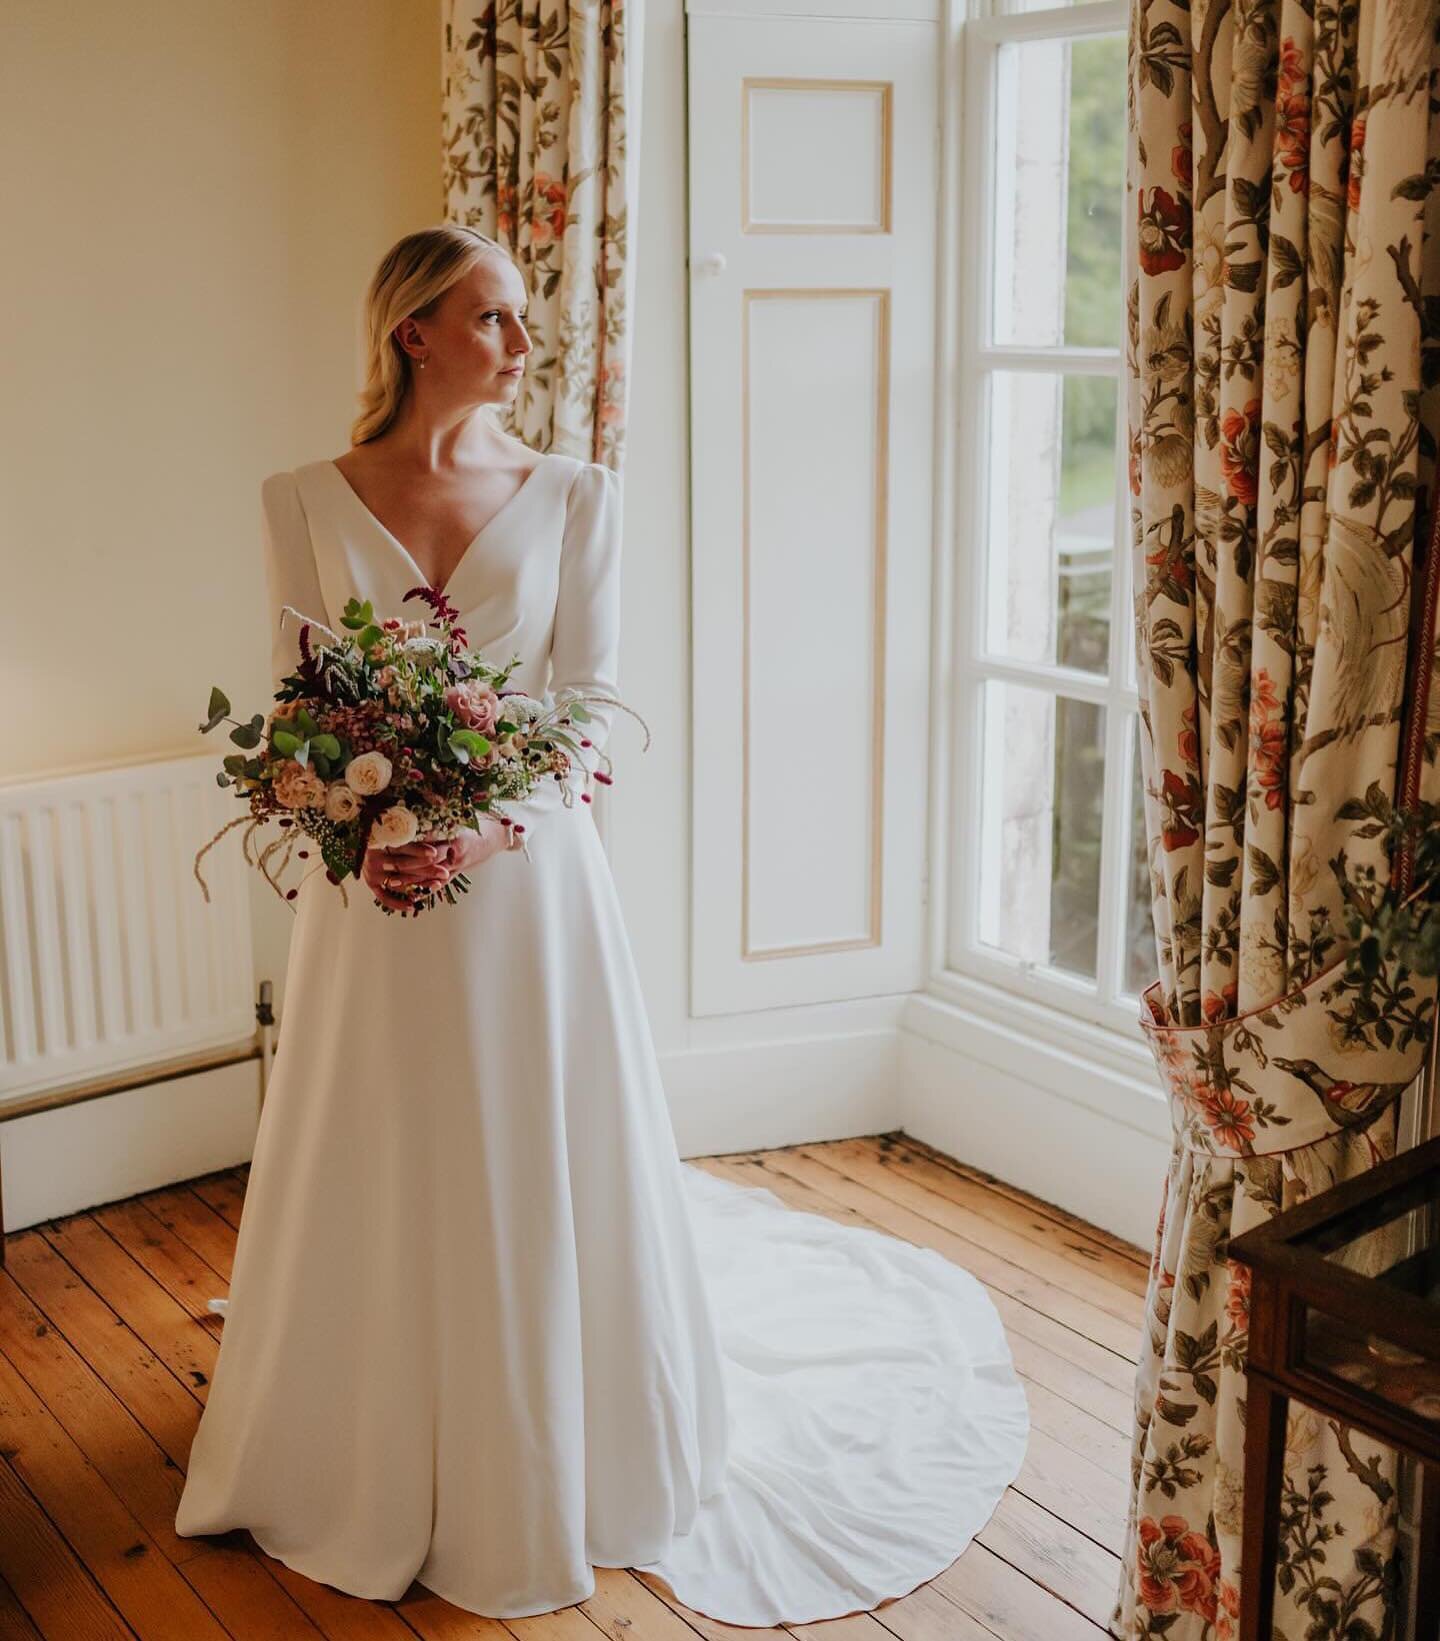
[4, 995, 1174, 1250]
[2, 1023, 904, 1234]
[661, 1025, 903, 1159]
[1, 1058, 260, 1234]
[898, 991, 1171, 1250]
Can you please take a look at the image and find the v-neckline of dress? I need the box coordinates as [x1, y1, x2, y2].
[323, 453, 552, 604]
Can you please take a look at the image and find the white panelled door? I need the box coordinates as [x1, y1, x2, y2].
[686, 0, 939, 1016]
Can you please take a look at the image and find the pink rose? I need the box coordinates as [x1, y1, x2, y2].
[444, 680, 500, 734]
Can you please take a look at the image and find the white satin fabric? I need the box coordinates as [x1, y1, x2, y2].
[174, 449, 1029, 1623]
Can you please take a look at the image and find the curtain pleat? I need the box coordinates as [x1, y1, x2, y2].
[1117, 0, 1440, 1632]
[442, 0, 633, 467]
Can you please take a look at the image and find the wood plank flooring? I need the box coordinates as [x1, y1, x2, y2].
[0, 1133, 1148, 1641]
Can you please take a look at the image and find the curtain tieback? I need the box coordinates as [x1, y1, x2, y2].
[1140, 961, 1437, 1158]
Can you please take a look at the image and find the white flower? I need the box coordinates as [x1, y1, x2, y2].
[369, 804, 419, 848]
[399, 636, 446, 664]
[324, 781, 361, 821]
[344, 750, 393, 796]
[498, 691, 545, 723]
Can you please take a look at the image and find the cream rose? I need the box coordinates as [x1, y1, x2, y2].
[272, 760, 327, 809]
[324, 781, 361, 822]
[369, 804, 419, 848]
[344, 750, 393, 796]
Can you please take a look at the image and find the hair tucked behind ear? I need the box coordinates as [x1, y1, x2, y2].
[350, 225, 516, 447]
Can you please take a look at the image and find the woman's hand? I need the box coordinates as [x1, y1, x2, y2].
[362, 838, 449, 912]
[362, 815, 515, 912]
[437, 813, 515, 876]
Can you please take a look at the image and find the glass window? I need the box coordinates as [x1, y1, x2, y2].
[954, 4, 1138, 1026]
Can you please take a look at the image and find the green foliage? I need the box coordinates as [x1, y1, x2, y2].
[446, 729, 491, 765]
[1059, 36, 1127, 526]
[1331, 786, 1440, 982]
[200, 686, 230, 732]
[1062, 33, 1126, 352]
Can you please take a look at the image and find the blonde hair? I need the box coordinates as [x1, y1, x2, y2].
[350, 225, 518, 446]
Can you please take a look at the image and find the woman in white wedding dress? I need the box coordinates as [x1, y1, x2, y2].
[173, 225, 1029, 1625]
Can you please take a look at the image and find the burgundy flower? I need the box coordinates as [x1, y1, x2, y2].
[401, 584, 467, 647]
[1224, 1261, 1251, 1334]
[1195, 1084, 1256, 1148]
[1137, 187, 1191, 276]
[1249, 667, 1287, 809]
[1275, 87, 1310, 195]
[1202, 980, 1237, 1023]
[1219, 398, 1262, 507]
[1160, 767, 1203, 851]
[1345, 114, 1366, 212]
[529, 171, 569, 249]
[1215, 1577, 1241, 1641]
[1137, 1514, 1222, 1620]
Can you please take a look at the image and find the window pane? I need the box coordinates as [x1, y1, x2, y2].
[991, 32, 1125, 349]
[977, 683, 1105, 980]
[985, 371, 1115, 674]
[1124, 718, 1159, 997]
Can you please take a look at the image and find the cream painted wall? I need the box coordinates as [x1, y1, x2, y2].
[0, 0, 698, 1055]
[609, 0, 694, 1051]
[1, 2, 443, 773]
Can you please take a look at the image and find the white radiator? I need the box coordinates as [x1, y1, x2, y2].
[0, 753, 255, 1102]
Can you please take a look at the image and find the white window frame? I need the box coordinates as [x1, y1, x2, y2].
[931, 0, 1148, 1041]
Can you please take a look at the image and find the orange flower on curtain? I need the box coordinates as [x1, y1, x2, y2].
[441, 0, 632, 468]
[1117, 0, 1440, 1636]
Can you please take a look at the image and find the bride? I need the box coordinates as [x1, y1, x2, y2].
[173, 223, 1029, 1625]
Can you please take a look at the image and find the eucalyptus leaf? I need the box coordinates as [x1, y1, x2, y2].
[199, 685, 231, 732]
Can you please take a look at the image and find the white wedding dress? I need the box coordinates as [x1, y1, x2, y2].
[173, 449, 1029, 1625]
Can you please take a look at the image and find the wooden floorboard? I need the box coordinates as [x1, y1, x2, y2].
[0, 1134, 1143, 1640]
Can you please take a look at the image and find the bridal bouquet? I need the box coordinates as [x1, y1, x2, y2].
[193, 584, 645, 916]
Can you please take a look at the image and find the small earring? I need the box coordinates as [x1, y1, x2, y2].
[417, 356, 427, 370]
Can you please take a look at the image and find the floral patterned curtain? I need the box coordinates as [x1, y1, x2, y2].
[1117, 0, 1440, 1634]
[441, 0, 634, 468]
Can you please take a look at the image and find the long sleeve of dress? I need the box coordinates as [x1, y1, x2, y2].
[498, 460, 624, 846]
[260, 471, 329, 699]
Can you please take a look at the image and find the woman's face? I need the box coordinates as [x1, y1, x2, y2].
[403, 255, 533, 403]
